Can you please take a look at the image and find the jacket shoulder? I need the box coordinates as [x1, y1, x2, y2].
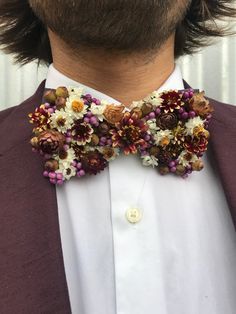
[207, 97, 236, 126]
[0, 80, 45, 127]
[209, 97, 236, 112]
[0, 81, 45, 155]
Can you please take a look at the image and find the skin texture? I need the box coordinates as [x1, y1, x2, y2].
[29, 0, 190, 105]
[49, 31, 175, 106]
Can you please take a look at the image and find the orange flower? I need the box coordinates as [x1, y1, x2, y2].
[193, 125, 210, 139]
[160, 136, 170, 146]
[71, 100, 85, 113]
[103, 104, 125, 124]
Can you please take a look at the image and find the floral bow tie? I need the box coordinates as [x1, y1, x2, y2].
[29, 86, 213, 185]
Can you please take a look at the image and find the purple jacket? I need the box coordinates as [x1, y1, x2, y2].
[0, 81, 235, 313]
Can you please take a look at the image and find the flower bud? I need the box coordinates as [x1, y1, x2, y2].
[131, 107, 143, 119]
[56, 87, 69, 98]
[98, 122, 110, 135]
[158, 166, 170, 175]
[55, 96, 66, 110]
[43, 90, 57, 104]
[59, 150, 68, 160]
[91, 134, 100, 145]
[175, 165, 186, 176]
[30, 136, 39, 148]
[45, 159, 59, 171]
[192, 160, 204, 171]
[149, 146, 160, 157]
[141, 102, 153, 116]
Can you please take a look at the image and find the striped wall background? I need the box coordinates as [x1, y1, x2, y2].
[0, 35, 235, 110]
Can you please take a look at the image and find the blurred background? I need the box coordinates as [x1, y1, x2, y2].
[0, 35, 235, 110]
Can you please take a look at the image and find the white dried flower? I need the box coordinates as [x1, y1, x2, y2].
[142, 155, 159, 167]
[185, 117, 204, 136]
[50, 109, 74, 134]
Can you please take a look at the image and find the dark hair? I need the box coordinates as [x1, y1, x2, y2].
[0, 0, 235, 64]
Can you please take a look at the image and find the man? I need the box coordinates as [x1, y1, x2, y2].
[0, 0, 236, 313]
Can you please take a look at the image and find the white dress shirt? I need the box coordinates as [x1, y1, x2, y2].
[45, 64, 236, 314]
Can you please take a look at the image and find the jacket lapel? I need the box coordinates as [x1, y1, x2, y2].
[208, 99, 236, 229]
[183, 81, 236, 229]
[0, 80, 235, 312]
[0, 81, 71, 313]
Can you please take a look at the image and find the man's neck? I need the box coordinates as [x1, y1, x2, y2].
[50, 33, 175, 105]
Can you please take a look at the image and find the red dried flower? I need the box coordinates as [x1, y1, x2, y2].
[110, 112, 148, 155]
[81, 150, 108, 175]
[160, 91, 183, 113]
[71, 120, 93, 145]
[184, 135, 208, 154]
[29, 104, 51, 132]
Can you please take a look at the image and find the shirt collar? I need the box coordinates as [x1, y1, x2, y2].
[45, 64, 184, 105]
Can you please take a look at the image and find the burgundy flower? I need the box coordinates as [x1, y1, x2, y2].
[71, 120, 93, 145]
[110, 112, 149, 155]
[157, 112, 178, 130]
[71, 143, 86, 158]
[81, 150, 108, 175]
[37, 130, 65, 154]
[29, 105, 51, 132]
[184, 135, 208, 154]
[160, 91, 183, 113]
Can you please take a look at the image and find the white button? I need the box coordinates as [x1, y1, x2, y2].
[126, 208, 142, 224]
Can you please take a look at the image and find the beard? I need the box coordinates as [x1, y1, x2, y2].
[29, 0, 190, 55]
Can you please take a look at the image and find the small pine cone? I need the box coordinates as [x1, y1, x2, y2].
[157, 113, 178, 130]
[38, 130, 65, 154]
[157, 150, 172, 165]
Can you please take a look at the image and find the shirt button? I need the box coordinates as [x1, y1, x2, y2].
[126, 208, 142, 224]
